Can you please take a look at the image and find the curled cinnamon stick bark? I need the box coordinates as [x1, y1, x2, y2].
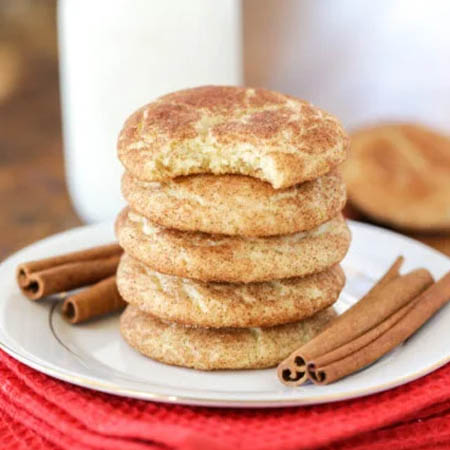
[17, 243, 123, 300]
[62, 276, 126, 324]
[308, 272, 450, 384]
[277, 257, 433, 386]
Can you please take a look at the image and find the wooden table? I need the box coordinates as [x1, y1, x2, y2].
[0, 56, 81, 260]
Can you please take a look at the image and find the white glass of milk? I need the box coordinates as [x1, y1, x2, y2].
[58, 0, 242, 223]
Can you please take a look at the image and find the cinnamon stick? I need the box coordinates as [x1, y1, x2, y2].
[307, 298, 415, 371]
[308, 272, 450, 384]
[277, 257, 433, 386]
[62, 276, 126, 324]
[17, 243, 123, 300]
[277, 256, 404, 386]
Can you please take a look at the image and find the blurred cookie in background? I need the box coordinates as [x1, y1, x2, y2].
[342, 202, 450, 256]
[342, 123, 450, 232]
[342, 123, 450, 256]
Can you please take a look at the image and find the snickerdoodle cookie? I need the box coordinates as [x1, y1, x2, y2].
[115, 209, 351, 283]
[118, 86, 349, 189]
[120, 305, 337, 370]
[122, 171, 346, 236]
[342, 123, 450, 232]
[117, 253, 345, 328]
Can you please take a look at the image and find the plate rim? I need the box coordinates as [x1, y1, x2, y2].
[0, 220, 449, 408]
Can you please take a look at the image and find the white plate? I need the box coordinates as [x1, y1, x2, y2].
[0, 221, 449, 408]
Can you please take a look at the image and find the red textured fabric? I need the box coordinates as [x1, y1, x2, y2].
[1, 350, 450, 450]
[0, 408, 59, 450]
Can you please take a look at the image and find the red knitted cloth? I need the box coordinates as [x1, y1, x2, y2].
[1, 350, 450, 450]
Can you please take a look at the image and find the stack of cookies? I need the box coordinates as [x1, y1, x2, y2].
[115, 86, 351, 370]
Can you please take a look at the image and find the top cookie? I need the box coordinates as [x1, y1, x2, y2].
[118, 86, 349, 188]
[342, 123, 450, 232]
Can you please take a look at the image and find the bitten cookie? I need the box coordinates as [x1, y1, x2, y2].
[118, 86, 349, 189]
